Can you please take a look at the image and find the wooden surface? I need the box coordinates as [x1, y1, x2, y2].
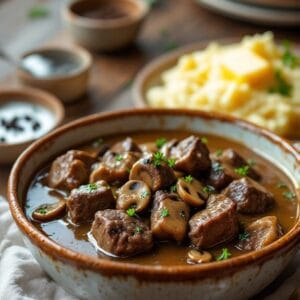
[0, 1, 299, 297]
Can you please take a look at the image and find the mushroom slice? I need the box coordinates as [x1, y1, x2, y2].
[116, 180, 151, 213]
[32, 201, 66, 222]
[187, 249, 213, 264]
[177, 177, 208, 207]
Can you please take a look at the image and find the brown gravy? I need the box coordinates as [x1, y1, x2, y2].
[25, 131, 298, 266]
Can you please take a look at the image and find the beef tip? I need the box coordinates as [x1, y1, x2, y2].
[169, 136, 211, 176]
[212, 149, 260, 181]
[237, 216, 283, 251]
[223, 177, 274, 214]
[207, 161, 239, 190]
[67, 180, 114, 224]
[189, 194, 239, 249]
[151, 191, 190, 243]
[90, 151, 140, 184]
[129, 155, 176, 192]
[91, 209, 153, 257]
[48, 150, 96, 191]
[110, 137, 141, 154]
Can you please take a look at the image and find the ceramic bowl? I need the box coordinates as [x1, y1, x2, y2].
[63, 0, 149, 52]
[0, 86, 64, 164]
[7, 109, 300, 299]
[17, 46, 92, 104]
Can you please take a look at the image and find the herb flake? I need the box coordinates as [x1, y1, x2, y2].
[127, 207, 137, 217]
[282, 191, 296, 201]
[269, 70, 292, 97]
[216, 248, 232, 261]
[160, 207, 169, 218]
[28, 5, 49, 19]
[239, 231, 250, 241]
[235, 165, 250, 177]
[156, 137, 167, 149]
[183, 175, 193, 183]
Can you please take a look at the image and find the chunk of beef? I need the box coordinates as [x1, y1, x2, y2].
[189, 194, 239, 249]
[129, 155, 176, 192]
[90, 151, 140, 184]
[212, 149, 260, 181]
[207, 161, 239, 190]
[237, 216, 283, 250]
[91, 209, 153, 257]
[48, 150, 96, 191]
[67, 180, 114, 224]
[223, 177, 274, 214]
[151, 191, 190, 243]
[168, 136, 211, 176]
[110, 137, 141, 154]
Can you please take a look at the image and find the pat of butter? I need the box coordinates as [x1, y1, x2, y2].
[220, 47, 271, 86]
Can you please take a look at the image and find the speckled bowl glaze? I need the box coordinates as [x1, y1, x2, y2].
[8, 109, 300, 300]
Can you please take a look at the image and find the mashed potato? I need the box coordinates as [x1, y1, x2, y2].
[147, 32, 300, 137]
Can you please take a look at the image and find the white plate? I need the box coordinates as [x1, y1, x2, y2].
[196, 0, 300, 26]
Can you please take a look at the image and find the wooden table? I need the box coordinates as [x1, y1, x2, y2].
[0, 0, 299, 298]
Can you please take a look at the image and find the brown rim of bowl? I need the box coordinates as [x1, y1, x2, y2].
[132, 38, 300, 108]
[0, 86, 65, 149]
[7, 109, 300, 281]
[63, 0, 149, 28]
[17, 45, 92, 82]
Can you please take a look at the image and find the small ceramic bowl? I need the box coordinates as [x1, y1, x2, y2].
[17, 46, 92, 104]
[7, 109, 300, 299]
[0, 86, 64, 164]
[63, 0, 149, 52]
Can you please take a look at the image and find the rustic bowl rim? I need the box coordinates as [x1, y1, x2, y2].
[63, 0, 149, 29]
[7, 108, 300, 281]
[0, 86, 65, 150]
[17, 45, 92, 82]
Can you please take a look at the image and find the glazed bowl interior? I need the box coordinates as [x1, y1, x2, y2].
[8, 109, 300, 279]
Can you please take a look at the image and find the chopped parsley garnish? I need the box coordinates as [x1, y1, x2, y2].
[239, 231, 250, 241]
[153, 151, 165, 167]
[126, 168, 131, 173]
[183, 175, 193, 183]
[247, 159, 256, 167]
[216, 248, 232, 261]
[28, 5, 49, 19]
[160, 207, 169, 218]
[167, 158, 176, 168]
[180, 210, 186, 219]
[115, 154, 123, 162]
[212, 162, 223, 173]
[140, 191, 149, 199]
[135, 226, 143, 234]
[277, 182, 287, 189]
[203, 185, 215, 194]
[36, 207, 48, 215]
[215, 149, 223, 157]
[282, 191, 296, 201]
[282, 40, 299, 69]
[170, 184, 177, 193]
[235, 165, 250, 177]
[144, 0, 158, 7]
[127, 207, 137, 217]
[269, 70, 292, 97]
[80, 183, 99, 192]
[156, 137, 167, 149]
[201, 137, 208, 144]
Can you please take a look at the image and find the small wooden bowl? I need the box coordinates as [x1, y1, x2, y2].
[63, 0, 149, 52]
[0, 87, 64, 164]
[17, 46, 92, 104]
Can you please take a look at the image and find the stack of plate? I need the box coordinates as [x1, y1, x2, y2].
[196, 0, 300, 26]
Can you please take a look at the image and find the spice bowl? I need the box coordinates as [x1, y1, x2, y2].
[17, 46, 92, 104]
[63, 0, 149, 52]
[0, 86, 64, 164]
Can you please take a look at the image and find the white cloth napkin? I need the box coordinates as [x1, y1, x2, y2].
[0, 196, 299, 300]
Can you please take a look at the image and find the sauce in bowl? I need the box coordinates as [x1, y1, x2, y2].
[21, 50, 83, 78]
[0, 101, 55, 144]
